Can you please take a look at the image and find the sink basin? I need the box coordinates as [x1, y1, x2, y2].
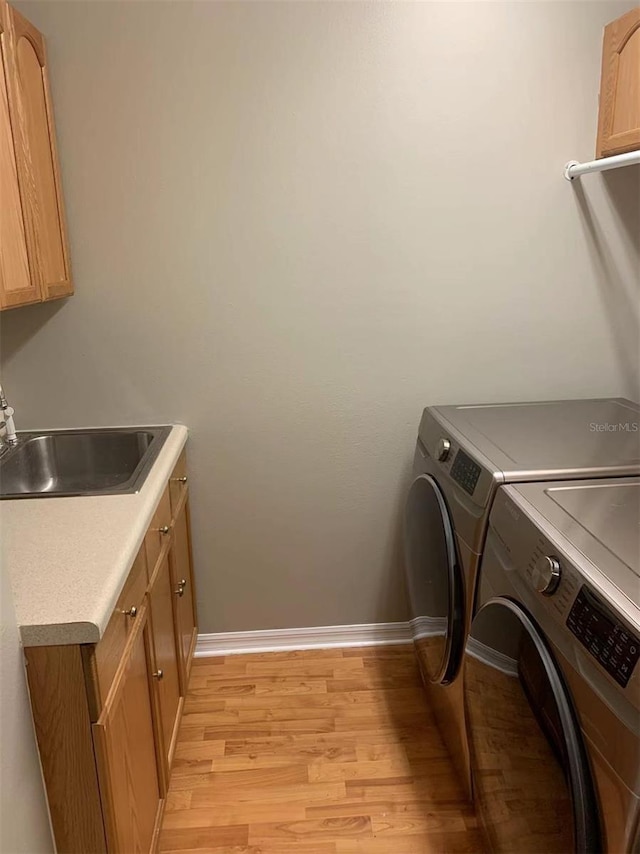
[0, 426, 172, 499]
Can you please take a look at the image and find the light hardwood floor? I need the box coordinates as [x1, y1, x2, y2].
[158, 645, 486, 853]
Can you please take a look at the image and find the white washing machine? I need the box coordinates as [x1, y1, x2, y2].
[466, 476, 640, 853]
[404, 398, 640, 793]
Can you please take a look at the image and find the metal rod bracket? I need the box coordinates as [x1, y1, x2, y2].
[564, 150, 640, 181]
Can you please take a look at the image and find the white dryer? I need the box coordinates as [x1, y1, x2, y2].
[404, 398, 640, 793]
[465, 476, 640, 853]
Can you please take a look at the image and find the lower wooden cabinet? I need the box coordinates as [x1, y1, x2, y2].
[24, 448, 197, 853]
[170, 498, 198, 692]
[93, 603, 162, 853]
[23, 644, 106, 854]
[148, 551, 182, 784]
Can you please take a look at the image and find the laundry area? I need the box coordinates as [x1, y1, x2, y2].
[1, 1, 639, 852]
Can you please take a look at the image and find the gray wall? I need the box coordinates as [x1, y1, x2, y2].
[0, 552, 53, 852]
[2, 1, 638, 634]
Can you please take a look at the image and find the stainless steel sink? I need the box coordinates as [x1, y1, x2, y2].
[0, 426, 171, 499]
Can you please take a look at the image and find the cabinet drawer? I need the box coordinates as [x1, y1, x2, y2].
[145, 485, 172, 576]
[169, 450, 188, 520]
[92, 546, 148, 709]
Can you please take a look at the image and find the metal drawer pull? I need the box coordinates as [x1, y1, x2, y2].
[159, 525, 170, 535]
[175, 578, 187, 597]
[122, 605, 137, 618]
[171, 476, 188, 484]
[152, 669, 164, 680]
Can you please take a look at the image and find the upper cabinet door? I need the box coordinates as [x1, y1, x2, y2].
[3, 1, 72, 301]
[596, 7, 640, 158]
[0, 12, 37, 308]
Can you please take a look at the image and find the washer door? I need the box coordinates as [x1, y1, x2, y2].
[403, 474, 464, 685]
[464, 598, 601, 854]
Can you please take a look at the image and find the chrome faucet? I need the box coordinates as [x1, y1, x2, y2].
[0, 383, 18, 452]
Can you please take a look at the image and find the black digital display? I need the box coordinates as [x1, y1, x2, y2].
[450, 450, 481, 496]
[567, 586, 639, 688]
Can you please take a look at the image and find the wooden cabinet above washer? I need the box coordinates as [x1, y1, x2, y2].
[596, 7, 640, 158]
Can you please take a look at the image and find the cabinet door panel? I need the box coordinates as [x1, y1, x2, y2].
[4, 3, 72, 300]
[24, 644, 106, 853]
[596, 8, 640, 157]
[170, 499, 197, 692]
[611, 26, 640, 136]
[0, 17, 36, 308]
[93, 605, 161, 854]
[149, 552, 181, 778]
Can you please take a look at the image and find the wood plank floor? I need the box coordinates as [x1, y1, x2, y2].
[158, 646, 486, 853]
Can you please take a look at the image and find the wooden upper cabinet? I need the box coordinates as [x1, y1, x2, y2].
[0, 0, 72, 310]
[0, 14, 36, 308]
[596, 7, 640, 158]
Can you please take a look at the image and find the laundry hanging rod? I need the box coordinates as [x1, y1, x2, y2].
[564, 150, 640, 180]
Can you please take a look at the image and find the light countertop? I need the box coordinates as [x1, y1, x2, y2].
[1, 424, 188, 647]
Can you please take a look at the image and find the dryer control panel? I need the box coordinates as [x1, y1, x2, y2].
[450, 450, 482, 496]
[567, 586, 640, 688]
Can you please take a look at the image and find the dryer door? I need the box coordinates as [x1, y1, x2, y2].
[403, 474, 464, 685]
[464, 598, 601, 854]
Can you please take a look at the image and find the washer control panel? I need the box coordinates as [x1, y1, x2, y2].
[450, 449, 481, 496]
[567, 586, 640, 688]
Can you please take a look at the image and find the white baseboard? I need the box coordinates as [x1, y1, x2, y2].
[195, 616, 447, 658]
[195, 618, 518, 675]
[195, 621, 413, 657]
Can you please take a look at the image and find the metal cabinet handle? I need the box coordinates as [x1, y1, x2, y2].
[159, 525, 170, 535]
[171, 476, 188, 484]
[153, 669, 164, 680]
[175, 578, 187, 597]
[122, 605, 137, 618]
